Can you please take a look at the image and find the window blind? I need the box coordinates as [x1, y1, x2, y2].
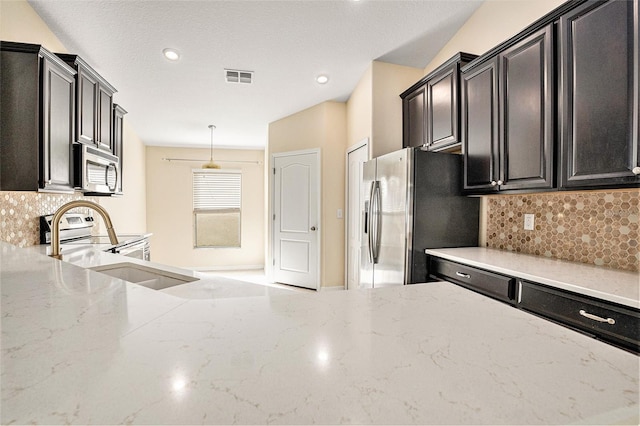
[193, 170, 241, 210]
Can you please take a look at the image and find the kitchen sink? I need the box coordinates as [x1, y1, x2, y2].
[90, 262, 199, 290]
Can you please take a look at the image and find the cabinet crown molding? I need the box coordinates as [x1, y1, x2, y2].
[462, 0, 590, 73]
[0, 41, 76, 76]
[55, 53, 117, 94]
[400, 52, 477, 98]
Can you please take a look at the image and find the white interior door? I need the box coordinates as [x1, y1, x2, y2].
[346, 140, 369, 290]
[272, 150, 319, 290]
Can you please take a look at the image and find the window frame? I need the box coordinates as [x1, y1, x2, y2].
[192, 168, 242, 249]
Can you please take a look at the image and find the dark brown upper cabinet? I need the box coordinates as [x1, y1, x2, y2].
[461, 0, 640, 194]
[462, 58, 500, 192]
[56, 54, 117, 155]
[401, 84, 426, 149]
[559, 0, 640, 189]
[401, 53, 477, 151]
[113, 104, 127, 195]
[463, 25, 554, 194]
[76, 67, 98, 145]
[499, 25, 555, 191]
[0, 41, 76, 193]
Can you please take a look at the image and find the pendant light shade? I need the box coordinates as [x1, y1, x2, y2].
[202, 124, 220, 169]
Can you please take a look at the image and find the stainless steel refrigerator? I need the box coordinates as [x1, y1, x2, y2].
[360, 147, 479, 288]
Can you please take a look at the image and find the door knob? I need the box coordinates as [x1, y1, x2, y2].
[310, 226, 316, 231]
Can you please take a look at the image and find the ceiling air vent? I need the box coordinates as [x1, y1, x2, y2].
[225, 69, 253, 84]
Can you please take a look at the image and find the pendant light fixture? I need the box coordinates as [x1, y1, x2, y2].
[202, 124, 220, 169]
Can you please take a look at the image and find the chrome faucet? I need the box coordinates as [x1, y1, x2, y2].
[49, 200, 119, 259]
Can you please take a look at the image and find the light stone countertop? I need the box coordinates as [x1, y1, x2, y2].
[2, 242, 639, 425]
[426, 247, 640, 309]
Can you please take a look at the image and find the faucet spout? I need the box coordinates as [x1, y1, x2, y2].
[50, 200, 118, 259]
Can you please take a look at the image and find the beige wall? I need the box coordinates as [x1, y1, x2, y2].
[268, 102, 348, 288]
[424, 0, 566, 74]
[346, 65, 372, 153]
[146, 146, 265, 269]
[100, 122, 147, 233]
[371, 61, 423, 158]
[346, 61, 423, 157]
[0, 0, 67, 52]
[1, 0, 148, 236]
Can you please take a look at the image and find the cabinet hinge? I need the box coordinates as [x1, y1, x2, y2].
[273, 214, 276, 220]
[273, 168, 276, 175]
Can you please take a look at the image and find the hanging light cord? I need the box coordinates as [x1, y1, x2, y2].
[202, 124, 220, 169]
[208, 124, 215, 163]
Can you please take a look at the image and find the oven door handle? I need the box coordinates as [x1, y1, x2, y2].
[106, 162, 118, 192]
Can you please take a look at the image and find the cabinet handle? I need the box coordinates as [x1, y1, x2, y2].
[490, 181, 497, 186]
[632, 166, 640, 175]
[497, 180, 503, 185]
[579, 309, 616, 325]
[455, 271, 470, 279]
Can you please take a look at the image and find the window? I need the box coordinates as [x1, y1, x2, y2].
[192, 169, 241, 248]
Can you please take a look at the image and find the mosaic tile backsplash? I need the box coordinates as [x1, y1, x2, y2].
[0, 191, 98, 247]
[486, 190, 639, 272]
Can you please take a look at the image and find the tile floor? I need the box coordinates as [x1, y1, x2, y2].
[200, 269, 315, 292]
[158, 269, 317, 300]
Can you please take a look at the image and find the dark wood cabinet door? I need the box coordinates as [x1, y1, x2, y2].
[519, 280, 640, 353]
[41, 58, 75, 192]
[559, 0, 640, 189]
[462, 58, 499, 192]
[427, 64, 458, 150]
[113, 104, 126, 194]
[97, 86, 114, 153]
[499, 24, 554, 191]
[402, 85, 426, 148]
[77, 68, 97, 145]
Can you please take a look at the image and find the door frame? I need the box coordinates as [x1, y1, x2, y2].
[344, 138, 370, 289]
[268, 148, 321, 288]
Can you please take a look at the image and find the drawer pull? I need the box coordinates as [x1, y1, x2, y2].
[455, 271, 471, 279]
[579, 309, 616, 325]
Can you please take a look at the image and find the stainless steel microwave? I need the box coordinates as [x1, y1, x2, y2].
[73, 143, 119, 195]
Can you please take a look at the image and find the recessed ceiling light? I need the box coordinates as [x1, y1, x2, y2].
[316, 75, 329, 84]
[163, 48, 180, 61]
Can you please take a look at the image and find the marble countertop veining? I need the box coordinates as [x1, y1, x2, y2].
[1, 242, 639, 425]
[425, 247, 640, 309]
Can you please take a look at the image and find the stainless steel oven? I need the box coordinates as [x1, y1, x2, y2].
[40, 213, 150, 260]
[73, 143, 119, 195]
[108, 238, 150, 261]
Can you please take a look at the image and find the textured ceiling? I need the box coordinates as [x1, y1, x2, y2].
[28, 0, 483, 149]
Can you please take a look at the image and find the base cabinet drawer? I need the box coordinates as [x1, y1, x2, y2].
[518, 280, 640, 353]
[429, 258, 515, 304]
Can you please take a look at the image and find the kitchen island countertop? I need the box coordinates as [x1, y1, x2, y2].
[2, 242, 638, 425]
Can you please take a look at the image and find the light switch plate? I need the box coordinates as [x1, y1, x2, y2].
[337, 209, 343, 219]
[524, 214, 535, 231]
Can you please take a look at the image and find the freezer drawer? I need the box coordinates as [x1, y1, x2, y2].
[518, 280, 640, 354]
[429, 257, 515, 304]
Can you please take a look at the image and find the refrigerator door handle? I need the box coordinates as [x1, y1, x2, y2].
[373, 181, 382, 263]
[367, 181, 376, 263]
[363, 204, 368, 234]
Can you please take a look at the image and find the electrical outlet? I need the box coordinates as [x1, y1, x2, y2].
[524, 214, 535, 231]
